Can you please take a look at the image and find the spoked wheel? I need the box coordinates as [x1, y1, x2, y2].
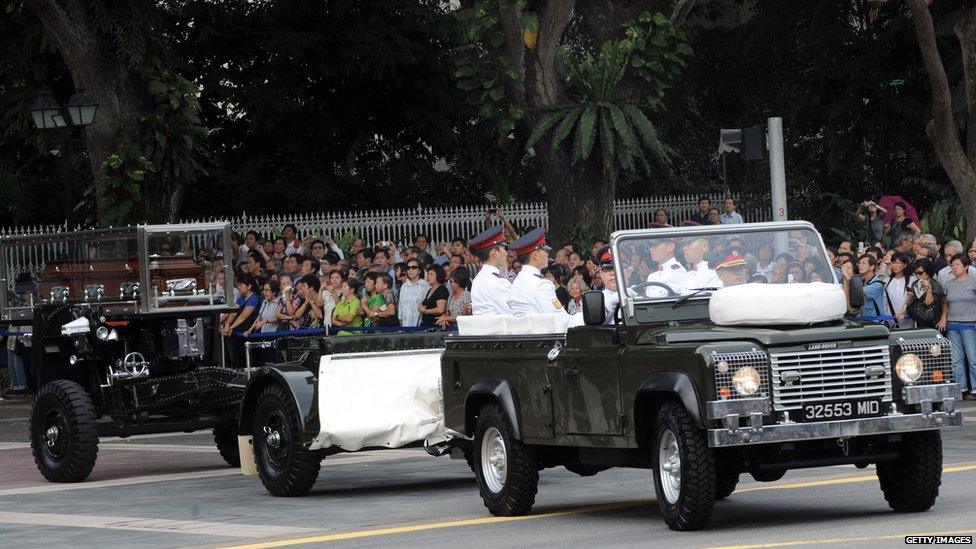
[651, 401, 716, 531]
[252, 384, 321, 497]
[473, 403, 538, 516]
[30, 380, 98, 483]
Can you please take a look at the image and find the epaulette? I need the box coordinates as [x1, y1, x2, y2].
[534, 274, 544, 279]
[492, 272, 504, 278]
[671, 264, 683, 269]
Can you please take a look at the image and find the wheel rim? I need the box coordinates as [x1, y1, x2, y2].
[40, 408, 69, 463]
[658, 429, 681, 505]
[260, 410, 290, 472]
[481, 426, 507, 493]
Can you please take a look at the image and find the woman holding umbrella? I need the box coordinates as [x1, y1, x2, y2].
[884, 201, 920, 244]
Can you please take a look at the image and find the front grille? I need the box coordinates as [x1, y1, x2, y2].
[713, 350, 769, 400]
[896, 338, 953, 386]
[770, 345, 892, 411]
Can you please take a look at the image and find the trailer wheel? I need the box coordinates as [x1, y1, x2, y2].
[252, 383, 321, 496]
[473, 403, 538, 516]
[213, 421, 240, 467]
[877, 430, 942, 512]
[30, 380, 99, 483]
[651, 400, 716, 531]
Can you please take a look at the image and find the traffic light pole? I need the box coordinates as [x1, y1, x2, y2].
[767, 117, 788, 222]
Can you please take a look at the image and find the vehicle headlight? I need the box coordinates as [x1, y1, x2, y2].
[732, 367, 760, 396]
[895, 353, 923, 383]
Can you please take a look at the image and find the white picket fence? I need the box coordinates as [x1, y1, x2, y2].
[1, 194, 769, 285]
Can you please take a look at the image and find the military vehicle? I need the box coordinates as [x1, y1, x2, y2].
[0, 223, 246, 482]
[442, 221, 963, 530]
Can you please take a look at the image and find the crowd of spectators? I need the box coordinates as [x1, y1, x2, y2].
[4, 201, 976, 401]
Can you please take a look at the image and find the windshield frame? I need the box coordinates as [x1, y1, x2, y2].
[609, 220, 835, 324]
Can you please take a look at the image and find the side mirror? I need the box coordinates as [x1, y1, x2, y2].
[581, 290, 605, 326]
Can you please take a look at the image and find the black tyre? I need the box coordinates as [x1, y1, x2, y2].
[213, 421, 241, 467]
[473, 403, 539, 516]
[651, 401, 716, 531]
[715, 470, 739, 499]
[252, 384, 321, 496]
[462, 445, 475, 473]
[877, 430, 942, 512]
[30, 380, 99, 483]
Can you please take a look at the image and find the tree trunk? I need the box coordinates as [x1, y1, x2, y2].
[541, 151, 616, 244]
[28, 0, 152, 225]
[906, 0, 976, 243]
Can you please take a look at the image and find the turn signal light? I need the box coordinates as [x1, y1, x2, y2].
[932, 370, 944, 383]
[718, 387, 731, 399]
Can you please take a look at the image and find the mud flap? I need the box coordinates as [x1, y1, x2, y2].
[239, 435, 257, 476]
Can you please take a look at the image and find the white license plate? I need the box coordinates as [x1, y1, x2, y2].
[800, 399, 882, 422]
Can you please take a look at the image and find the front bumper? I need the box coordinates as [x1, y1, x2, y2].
[707, 384, 963, 448]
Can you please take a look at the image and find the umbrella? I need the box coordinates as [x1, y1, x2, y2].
[878, 195, 920, 226]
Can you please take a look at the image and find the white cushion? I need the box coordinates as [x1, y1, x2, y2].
[457, 314, 508, 336]
[709, 282, 847, 326]
[457, 313, 568, 335]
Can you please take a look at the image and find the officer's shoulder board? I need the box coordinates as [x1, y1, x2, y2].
[492, 272, 504, 278]
[671, 264, 683, 269]
[534, 274, 544, 279]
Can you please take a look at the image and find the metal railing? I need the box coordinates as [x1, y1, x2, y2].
[1, 194, 769, 287]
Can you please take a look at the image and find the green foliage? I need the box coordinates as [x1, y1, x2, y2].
[453, 1, 525, 142]
[78, 66, 207, 226]
[523, 12, 690, 175]
[570, 223, 597, 261]
[919, 199, 968, 243]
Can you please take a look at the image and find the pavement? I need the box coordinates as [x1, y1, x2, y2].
[0, 397, 974, 548]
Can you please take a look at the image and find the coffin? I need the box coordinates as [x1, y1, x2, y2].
[38, 255, 206, 303]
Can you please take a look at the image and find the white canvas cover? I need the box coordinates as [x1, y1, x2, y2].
[709, 282, 847, 326]
[311, 349, 449, 451]
[457, 312, 574, 336]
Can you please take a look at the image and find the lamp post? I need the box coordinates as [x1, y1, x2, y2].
[29, 91, 99, 224]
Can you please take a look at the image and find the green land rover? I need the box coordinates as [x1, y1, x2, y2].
[442, 221, 963, 531]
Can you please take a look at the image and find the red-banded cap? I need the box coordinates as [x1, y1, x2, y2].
[715, 254, 748, 270]
[594, 244, 613, 268]
[510, 227, 550, 257]
[468, 225, 507, 251]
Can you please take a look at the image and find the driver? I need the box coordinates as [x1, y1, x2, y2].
[714, 255, 749, 287]
[595, 245, 621, 324]
[645, 236, 686, 297]
[680, 236, 720, 290]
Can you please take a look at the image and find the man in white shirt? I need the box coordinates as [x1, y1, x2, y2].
[680, 235, 720, 290]
[646, 233, 687, 297]
[468, 226, 512, 315]
[719, 197, 744, 224]
[509, 228, 564, 316]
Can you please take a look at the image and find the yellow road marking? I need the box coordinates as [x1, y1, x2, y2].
[705, 530, 976, 549]
[220, 499, 653, 549]
[221, 462, 976, 549]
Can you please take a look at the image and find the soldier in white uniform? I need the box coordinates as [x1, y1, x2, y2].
[509, 227, 565, 316]
[645, 233, 687, 297]
[468, 226, 512, 315]
[680, 235, 721, 290]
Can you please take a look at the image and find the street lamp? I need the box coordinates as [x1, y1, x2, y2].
[29, 91, 99, 224]
[30, 91, 98, 130]
[65, 90, 98, 127]
[30, 95, 67, 129]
